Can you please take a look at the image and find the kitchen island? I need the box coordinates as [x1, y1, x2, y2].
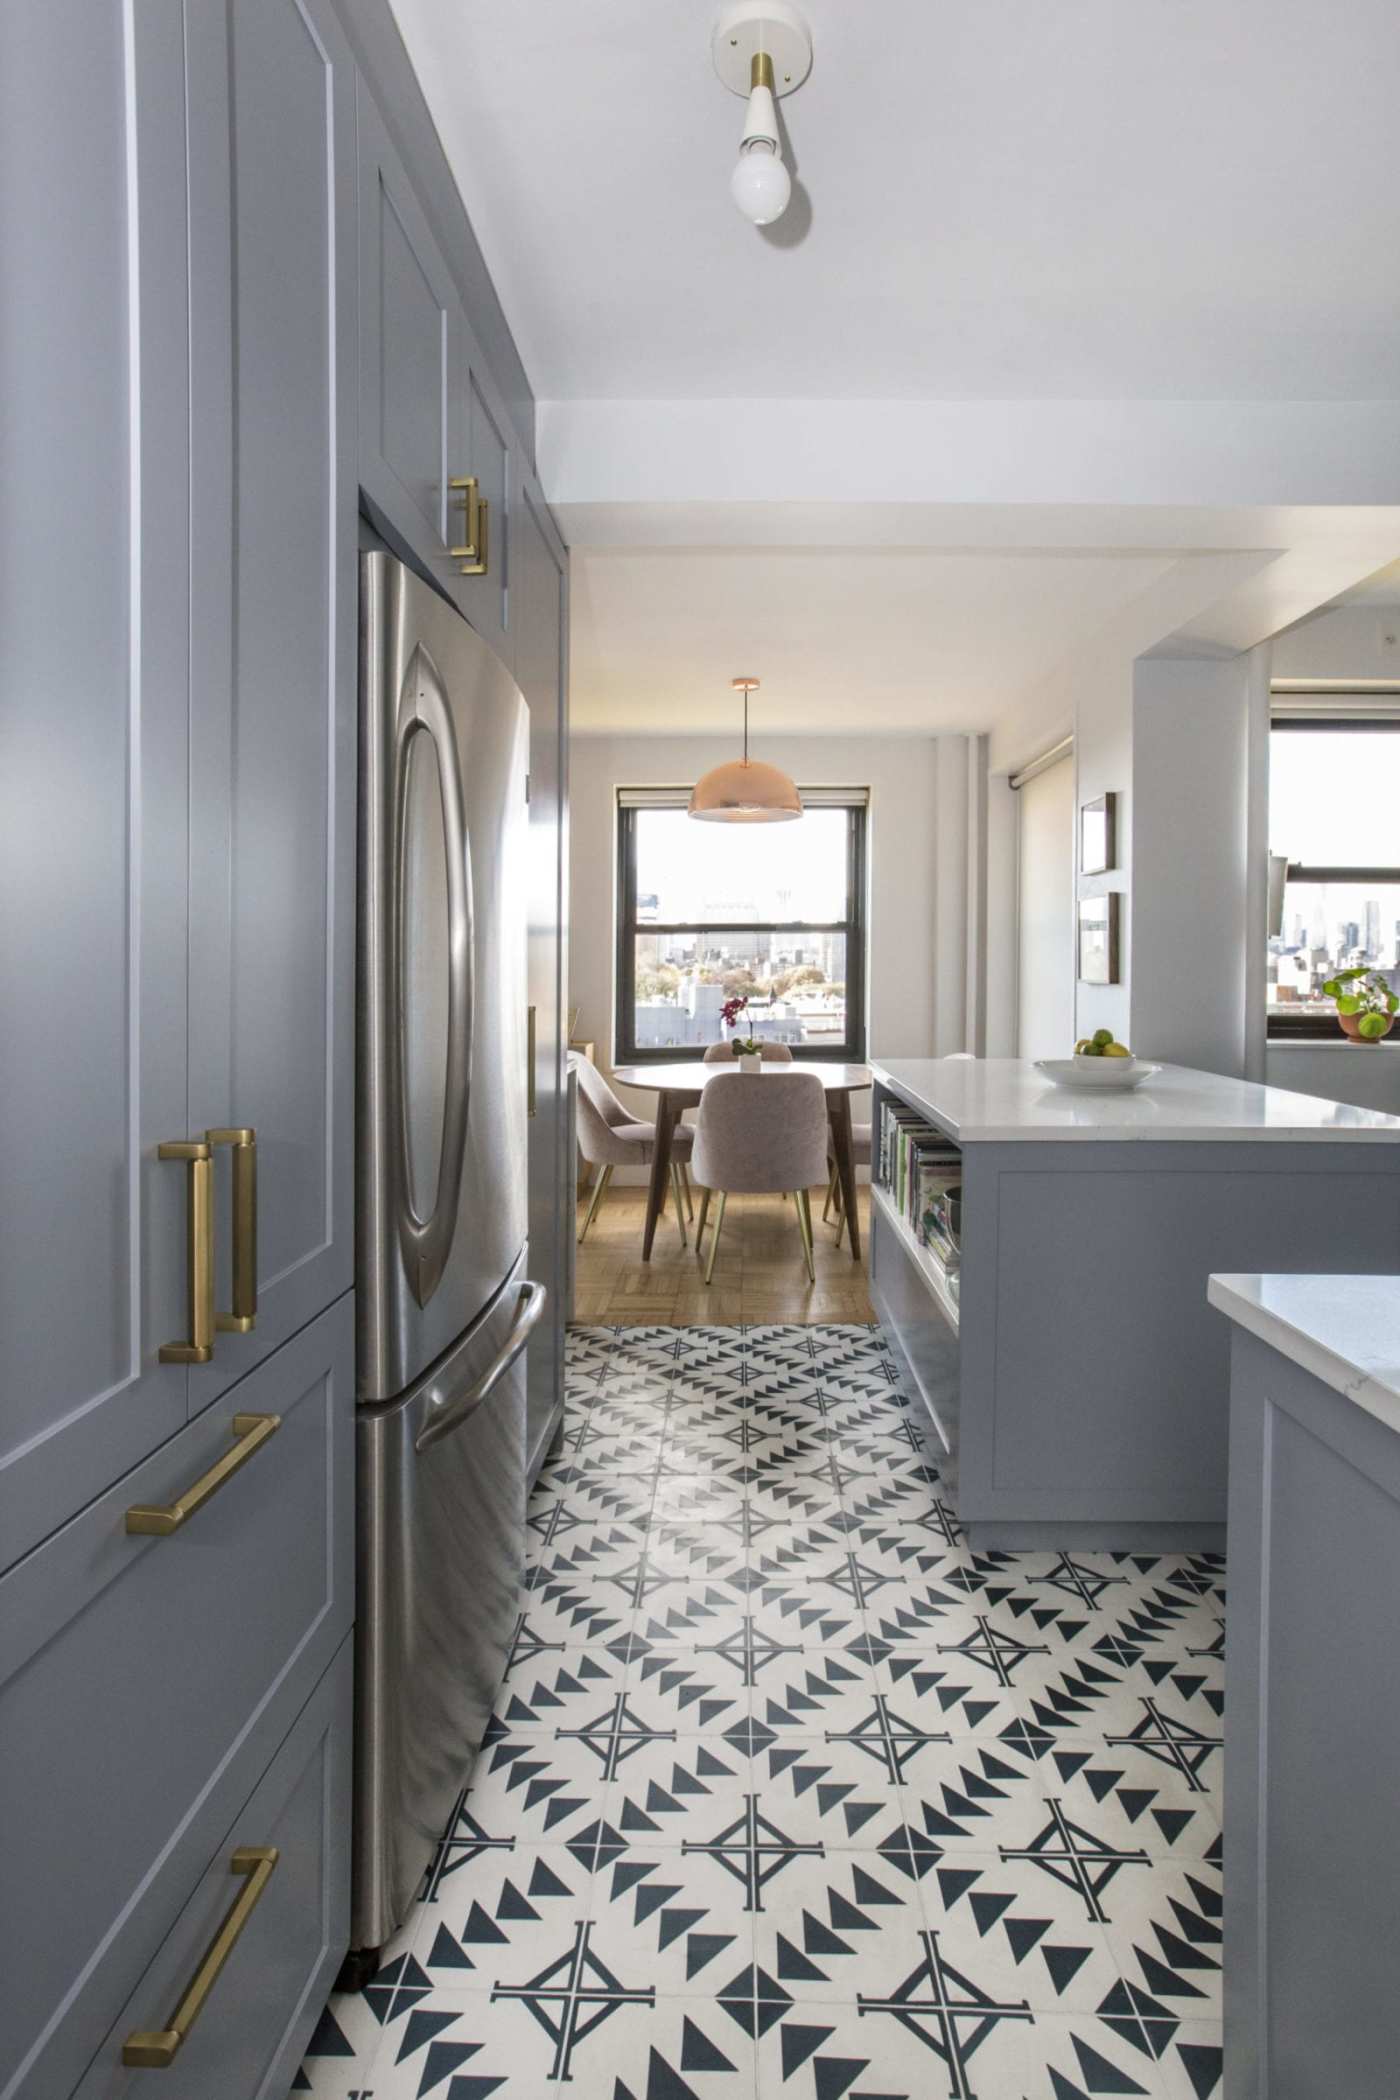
[868, 1057, 1400, 1549]
[1212, 1274, 1400, 2100]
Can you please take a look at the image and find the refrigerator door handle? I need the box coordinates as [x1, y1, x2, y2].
[413, 1281, 547, 1454]
[394, 643, 475, 1307]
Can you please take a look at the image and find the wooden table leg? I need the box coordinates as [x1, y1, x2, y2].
[641, 1091, 676, 1262]
[828, 1091, 861, 1260]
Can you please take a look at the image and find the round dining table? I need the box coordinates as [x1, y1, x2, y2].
[610, 1060, 871, 1262]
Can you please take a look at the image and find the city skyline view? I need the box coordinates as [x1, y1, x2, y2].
[1268, 727, 1400, 1012]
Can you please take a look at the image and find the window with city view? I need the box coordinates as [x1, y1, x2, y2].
[1267, 718, 1400, 1037]
[615, 790, 867, 1062]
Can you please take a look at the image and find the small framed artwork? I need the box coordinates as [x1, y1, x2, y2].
[1078, 894, 1120, 984]
[1080, 792, 1117, 876]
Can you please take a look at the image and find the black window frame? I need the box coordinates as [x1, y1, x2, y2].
[615, 793, 869, 1065]
[1267, 714, 1400, 1040]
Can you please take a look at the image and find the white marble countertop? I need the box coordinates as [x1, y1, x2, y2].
[870, 1057, 1400, 1143]
[1208, 1273, 1400, 1430]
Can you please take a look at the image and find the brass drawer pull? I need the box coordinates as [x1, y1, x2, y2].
[122, 1846, 279, 2068]
[158, 1140, 214, 1364]
[207, 1126, 257, 1333]
[125, 1413, 280, 1537]
[448, 474, 489, 576]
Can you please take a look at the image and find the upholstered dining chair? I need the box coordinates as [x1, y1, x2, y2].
[575, 1057, 694, 1245]
[691, 1069, 829, 1286]
[701, 1039, 795, 1063]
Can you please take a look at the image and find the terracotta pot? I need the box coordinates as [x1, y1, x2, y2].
[1338, 1010, 1395, 1046]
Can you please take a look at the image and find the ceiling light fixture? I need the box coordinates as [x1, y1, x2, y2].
[712, 1, 812, 228]
[689, 678, 804, 823]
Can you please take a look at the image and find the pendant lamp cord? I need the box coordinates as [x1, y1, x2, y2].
[743, 687, 749, 765]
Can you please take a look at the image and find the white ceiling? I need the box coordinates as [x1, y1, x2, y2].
[390, 0, 1400, 402]
[570, 546, 1183, 733]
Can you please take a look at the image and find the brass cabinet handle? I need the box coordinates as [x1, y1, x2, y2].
[207, 1126, 257, 1333]
[122, 1846, 279, 2067]
[158, 1140, 214, 1364]
[448, 474, 488, 575]
[527, 1005, 537, 1118]
[125, 1413, 280, 1537]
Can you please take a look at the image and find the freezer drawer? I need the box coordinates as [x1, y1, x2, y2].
[73, 1638, 351, 2100]
[351, 1253, 542, 1950]
[0, 1298, 353, 2100]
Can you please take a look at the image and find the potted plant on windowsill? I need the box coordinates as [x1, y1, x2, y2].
[719, 994, 764, 1072]
[1323, 966, 1399, 1045]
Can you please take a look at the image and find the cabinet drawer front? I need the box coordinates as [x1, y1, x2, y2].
[73, 1639, 351, 2100]
[0, 1299, 352, 2100]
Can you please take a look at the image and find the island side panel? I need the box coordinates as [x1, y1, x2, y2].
[1225, 1328, 1400, 2100]
[956, 1139, 1400, 1549]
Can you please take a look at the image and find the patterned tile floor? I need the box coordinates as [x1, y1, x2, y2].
[297, 1324, 1224, 2100]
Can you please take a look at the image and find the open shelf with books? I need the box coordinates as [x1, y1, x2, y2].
[867, 1076, 962, 1475]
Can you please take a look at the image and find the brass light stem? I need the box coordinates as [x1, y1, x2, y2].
[751, 50, 775, 92]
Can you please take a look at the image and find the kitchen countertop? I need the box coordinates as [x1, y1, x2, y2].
[1208, 1273, 1400, 1434]
[870, 1057, 1400, 1143]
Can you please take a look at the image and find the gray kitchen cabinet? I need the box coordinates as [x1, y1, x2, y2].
[0, 1295, 353, 2100]
[0, 3, 193, 1574]
[357, 81, 461, 593]
[517, 482, 571, 1473]
[185, 0, 357, 1406]
[357, 78, 515, 662]
[73, 1636, 352, 2100]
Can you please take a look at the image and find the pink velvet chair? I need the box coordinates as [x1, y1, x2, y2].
[575, 1057, 694, 1246]
[691, 1069, 829, 1285]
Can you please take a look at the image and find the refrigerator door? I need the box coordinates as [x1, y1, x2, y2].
[358, 550, 529, 1399]
[351, 1251, 543, 1951]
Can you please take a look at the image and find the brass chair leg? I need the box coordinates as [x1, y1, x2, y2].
[578, 1162, 613, 1242]
[670, 1161, 689, 1248]
[795, 1188, 817, 1284]
[695, 1186, 712, 1245]
[680, 1162, 695, 1220]
[703, 1191, 728, 1285]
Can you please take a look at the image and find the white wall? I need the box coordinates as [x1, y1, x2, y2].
[1130, 654, 1266, 1074]
[1265, 1043, 1400, 1114]
[1016, 756, 1075, 1059]
[1271, 605, 1400, 683]
[568, 734, 946, 1147]
[1072, 664, 1134, 1046]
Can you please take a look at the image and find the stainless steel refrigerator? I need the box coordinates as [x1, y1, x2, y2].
[349, 550, 543, 1961]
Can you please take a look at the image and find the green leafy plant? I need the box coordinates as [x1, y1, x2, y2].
[1322, 966, 1399, 1040]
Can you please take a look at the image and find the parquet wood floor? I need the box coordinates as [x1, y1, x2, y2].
[571, 1181, 873, 1325]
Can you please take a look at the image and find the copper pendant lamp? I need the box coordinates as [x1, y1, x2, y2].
[688, 677, 803, 823]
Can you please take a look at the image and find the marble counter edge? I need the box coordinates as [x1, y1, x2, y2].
[1208, 1272, 1400, 1435]
[869, 1058, 1400, 1144]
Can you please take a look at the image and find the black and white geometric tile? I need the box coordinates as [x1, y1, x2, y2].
[298, 1323, 1224, 2098]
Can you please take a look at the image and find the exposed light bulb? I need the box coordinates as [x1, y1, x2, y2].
[730, 140, 791, 225]
[730, 76, 791, 226]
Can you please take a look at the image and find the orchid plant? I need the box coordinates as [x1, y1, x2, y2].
[719, 994, 762, 1057]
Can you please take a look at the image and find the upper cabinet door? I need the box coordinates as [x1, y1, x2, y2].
[0, 3, 192, 1571]
[357, 87, 465, 595]
[185, 0, 356, 1403]
[454, 327, 514, 668]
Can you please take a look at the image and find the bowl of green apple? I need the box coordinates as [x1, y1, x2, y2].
[1035, 1030, 1162, 1090]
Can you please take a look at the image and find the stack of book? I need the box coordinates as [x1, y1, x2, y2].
[876, 1100, 962, 1293]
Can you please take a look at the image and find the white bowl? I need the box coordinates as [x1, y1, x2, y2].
[1035, 1057, 1162, 1092]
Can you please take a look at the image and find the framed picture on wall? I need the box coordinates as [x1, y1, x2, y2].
[1080, 792, 1117, 875]
[1078, 894, 1120, 983]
